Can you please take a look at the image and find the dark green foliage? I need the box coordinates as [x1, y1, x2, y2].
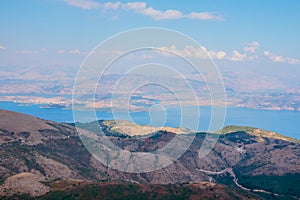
[37, 183, 189, 200]
[0, 194, 34, 200]
[237, 174, 300, 198]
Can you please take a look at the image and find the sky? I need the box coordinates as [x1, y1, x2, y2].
[0, 0, 300, 70]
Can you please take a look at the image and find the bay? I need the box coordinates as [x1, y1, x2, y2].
[0, 101, 299, 139]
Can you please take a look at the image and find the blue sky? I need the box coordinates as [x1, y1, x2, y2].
[0, 0, 300, 68]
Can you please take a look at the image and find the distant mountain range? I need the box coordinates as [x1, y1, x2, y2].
[0, 109, 299, 199]
[1, 65, 300, 111]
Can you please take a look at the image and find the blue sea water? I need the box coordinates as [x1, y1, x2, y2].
[0, 101, 299, 139]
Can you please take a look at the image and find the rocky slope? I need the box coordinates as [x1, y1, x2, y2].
[0, 109, 299, 199]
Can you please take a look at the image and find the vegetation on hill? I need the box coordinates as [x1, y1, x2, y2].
[217, 125, 300, 143]
[2, 181, 262, 200]
[0, 110, 299, 199]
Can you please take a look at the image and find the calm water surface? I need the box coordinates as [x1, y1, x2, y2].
[0, 101, 299, 139]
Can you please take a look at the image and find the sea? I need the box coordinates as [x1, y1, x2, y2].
[0, 101, 299, 139]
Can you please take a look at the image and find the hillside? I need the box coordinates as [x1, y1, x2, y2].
[1, 181, 262, 200]
[0, 109, 299, 199]
[217, 125, 300, 143]
[76, 119, 193, 137]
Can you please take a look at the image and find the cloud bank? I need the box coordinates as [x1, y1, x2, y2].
[63, 0, 223, 21]
[160, 42, 300, 65]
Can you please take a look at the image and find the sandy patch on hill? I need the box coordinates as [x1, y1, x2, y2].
[0, 170, 50, 197]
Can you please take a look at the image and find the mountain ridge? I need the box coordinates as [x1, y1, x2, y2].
[0, 109, 299, 199]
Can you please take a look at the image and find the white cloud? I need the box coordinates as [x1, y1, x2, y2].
[264, 51, 300, 64]
[160, 45, 208, 58]
[264, 51, 285, 62]
[90, 45, 300, 65]
[244, 42, 260, 53]
[286, 57, 300, 65]
[228, 50, 247, 61]
[102, 1, 121, 10]
[57, 49, 87, 55]
[186, 12, 223, 21]
[64, 0, 100, 10]
[122, 2, 146, 11]
[63, 1, 223, 21]
[159, 45, 226, 60]
[121, 2, 223, 20]
[182, 46, 208, 58]
[208, 50, 227, 60]
[0, 45, 6, 50]
[69, 49, 82, 54]
[140, 7, 183, 20]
